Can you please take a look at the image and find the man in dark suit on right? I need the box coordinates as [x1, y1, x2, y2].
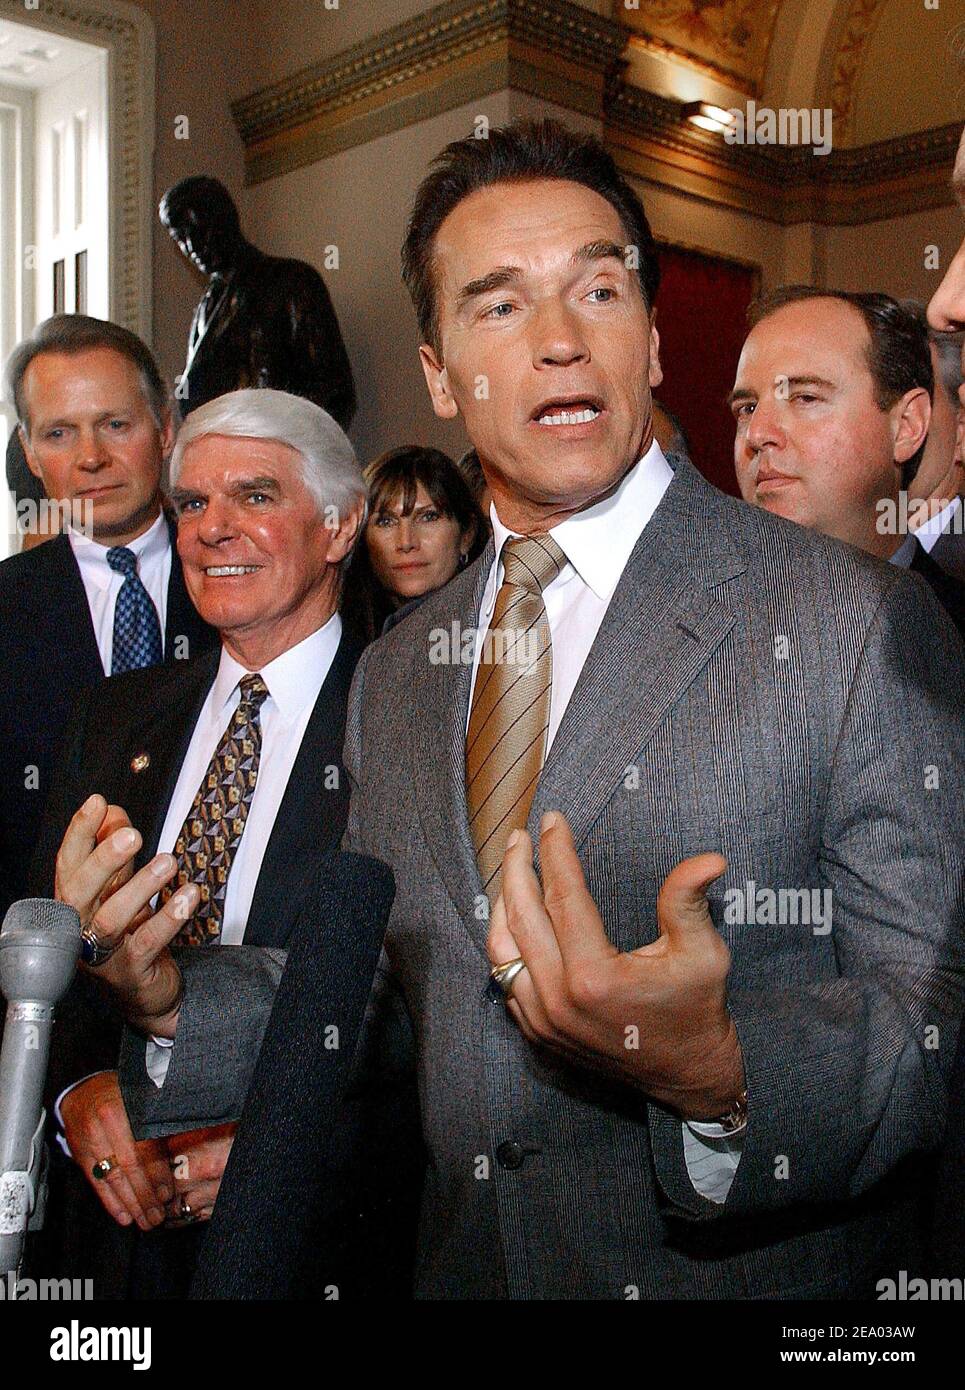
[69, 120, 965, 1301]
[902, 303, 965, 582]
[730, 285, 965, 640]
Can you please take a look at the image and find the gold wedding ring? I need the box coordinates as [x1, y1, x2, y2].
[489, 956, 527, 1000]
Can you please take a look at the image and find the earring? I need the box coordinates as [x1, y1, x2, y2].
[459, 552, 468, 568]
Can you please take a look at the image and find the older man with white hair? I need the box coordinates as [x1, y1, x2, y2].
[28, 387, 367, 1299]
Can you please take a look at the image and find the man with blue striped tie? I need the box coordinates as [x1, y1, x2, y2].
[0, 314, 216, 918]
[106, 544, 164, 674]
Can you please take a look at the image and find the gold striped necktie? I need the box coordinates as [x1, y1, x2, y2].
[466, 533, 566, 902]
[162, 673, 270, 946]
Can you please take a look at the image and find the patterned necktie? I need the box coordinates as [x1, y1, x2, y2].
[107, 546, 164, 674]
[466, 533, 567, 902]
[162, 674, 270, 946]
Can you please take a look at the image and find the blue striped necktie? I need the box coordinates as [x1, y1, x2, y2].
[107, 545, 164, 674]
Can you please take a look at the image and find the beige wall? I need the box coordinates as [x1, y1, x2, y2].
[244, 93, 515, 466]
[630, 179, 785, 288]
[126, 0, 248, 390]
[823, 204, 963, 302]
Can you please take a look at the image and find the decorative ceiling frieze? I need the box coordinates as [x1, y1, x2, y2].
[607, 83, 961, 225]
[828, 0, 888, 140]
[617, 0, 782, 96]
[231, 0, 628, 185]
[229, 0, 959, 227]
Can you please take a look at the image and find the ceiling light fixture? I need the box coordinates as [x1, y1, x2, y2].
[683, 102, 736, 134]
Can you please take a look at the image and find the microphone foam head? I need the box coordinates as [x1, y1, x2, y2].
[0, 898, 82, 1006]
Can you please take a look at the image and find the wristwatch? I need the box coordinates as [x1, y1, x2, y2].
[713, 1087, 748, 1134]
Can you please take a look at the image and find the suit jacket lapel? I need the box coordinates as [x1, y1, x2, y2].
[529, 460, 744, 862]
[414, 548, 493, 950]
[163, 515, 217, 659]
[123, 652, 220, 866]
[416, 461, 748, 957]
[42, 533, 103, 681]
[246, 630, 363, 948]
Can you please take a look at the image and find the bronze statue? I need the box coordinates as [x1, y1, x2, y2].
[159, 176, 356, 429]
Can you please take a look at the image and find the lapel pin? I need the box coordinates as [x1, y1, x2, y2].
[130, 752, 151, 774]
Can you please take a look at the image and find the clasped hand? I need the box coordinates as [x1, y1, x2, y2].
[61, 1071, 235, 1230]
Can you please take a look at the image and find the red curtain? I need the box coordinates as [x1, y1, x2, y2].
[654, 244, 759, 496]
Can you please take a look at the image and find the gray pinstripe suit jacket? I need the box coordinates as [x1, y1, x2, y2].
[121, 456, 965, 1299]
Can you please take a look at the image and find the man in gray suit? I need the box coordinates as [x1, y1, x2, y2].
[68, 119, 965, 1299]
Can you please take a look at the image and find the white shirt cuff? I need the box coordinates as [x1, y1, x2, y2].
[682, 1119, 745, 1204]
[145, 1035, 175, 1089]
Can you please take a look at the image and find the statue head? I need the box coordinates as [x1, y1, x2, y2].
[159, 176, 243, 275]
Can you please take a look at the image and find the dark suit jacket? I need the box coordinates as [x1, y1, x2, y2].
[26, 624, 363, 1298]
[929, 513, 965, 584]
[909, 538, 965, 640]
[0, 519, 216, 921]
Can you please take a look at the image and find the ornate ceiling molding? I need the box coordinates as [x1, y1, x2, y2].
[617, 0, 782, 98]
[231, 0, 628, 185]
[230, 0, 959, 227]
[606, 86, 961, 226]
[0, 0, 156, 344]
[828, 0, 888, 140]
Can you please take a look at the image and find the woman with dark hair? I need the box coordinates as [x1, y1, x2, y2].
[344, 444, 488, 641]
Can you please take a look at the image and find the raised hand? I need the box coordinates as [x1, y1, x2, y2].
[487, 810, 745, 1121]
[55, 793, 198, 1036]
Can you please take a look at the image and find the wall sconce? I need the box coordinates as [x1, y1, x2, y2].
[682, 102, 736, 134]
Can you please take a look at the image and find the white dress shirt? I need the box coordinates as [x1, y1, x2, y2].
[142, 615, 343, 1086]
[154, 614, 342, 946]
[473, 441, 744, 1203]
[912, 495, 962, 553]
[56, 615, 344, 1123]
[68, 511, 171, 672]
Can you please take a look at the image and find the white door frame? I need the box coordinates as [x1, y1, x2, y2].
[0, 0, 155, 343]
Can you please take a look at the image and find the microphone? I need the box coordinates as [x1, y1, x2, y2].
[0, 899, 81, 1276]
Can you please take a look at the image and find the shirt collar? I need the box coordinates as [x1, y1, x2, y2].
[212, 612, 342, 723]
[68, 511, 169, 591]
[889, 532, 919, 568]
[482, 439, 674, 621]
[913, 494, 962, 544]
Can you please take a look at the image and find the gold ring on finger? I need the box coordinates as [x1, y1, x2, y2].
[80, 925, 121, 968]
[488, 956, 527, 1001]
